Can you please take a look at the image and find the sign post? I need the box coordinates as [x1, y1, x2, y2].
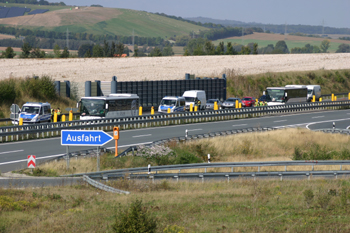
[27, 155, 36, 172]
[61, 130, 113, 171]
[113, 127, 119, 157]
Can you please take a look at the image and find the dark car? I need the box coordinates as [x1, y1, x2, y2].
[241, 96, 256, 107]
[206, 99, 222, 110]
[222, 98, 242, 109]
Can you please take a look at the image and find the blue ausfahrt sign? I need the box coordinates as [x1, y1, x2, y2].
[61, 130, 113, 146]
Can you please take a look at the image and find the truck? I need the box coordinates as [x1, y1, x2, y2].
[11, 102, 51, 125]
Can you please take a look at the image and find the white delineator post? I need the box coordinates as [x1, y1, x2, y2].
[148, 164, 151, 174]
[208, 154, 211, 163]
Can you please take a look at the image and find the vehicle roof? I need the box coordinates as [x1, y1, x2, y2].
[81, 94, 139, 100]
[267, 86, 307, 90]
[226, 98, 240, 100]
[162, 96, 185, 99]
[242, 96, 254, 99]
[23, 102, 50, 106]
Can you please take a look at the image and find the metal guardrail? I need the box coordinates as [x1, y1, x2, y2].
[83, 175, 130, 194]
[1, 100, 349, 142]
[97, 170, 350, 182]
[65, 160, 350, 179]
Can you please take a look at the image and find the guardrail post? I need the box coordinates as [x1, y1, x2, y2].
[150, 176, 154, 183]
[340, 165, 342, 171]
[258, 166, 260, 172]
[225, 174, 230, 183]
[306, 173, 310, 180]
[252, 174, 256, 181]
[334, 172, 338, 179]
[279, 173, 283, 181]
[285, 166, 287, 172]
[199, 175, 204, 183]
[174, 175, 179, 182]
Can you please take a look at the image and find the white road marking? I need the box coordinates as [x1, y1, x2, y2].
[306, 118, 350, 130]
[187, 129, 202, 132]
[274, 120, 287, 123]
[0, 150, 24, 155]
[312, 116, 324, 119]
[0, 154, 65, 165]
[232, 124, 247, 127]
[133, 134, 152, 138]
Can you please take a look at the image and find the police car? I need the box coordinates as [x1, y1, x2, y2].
[13, 102, 51, 124]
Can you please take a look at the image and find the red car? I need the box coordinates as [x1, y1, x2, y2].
[241, 96, 256, 107]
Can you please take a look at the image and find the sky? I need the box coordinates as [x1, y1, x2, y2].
[48, 0, 350, 28]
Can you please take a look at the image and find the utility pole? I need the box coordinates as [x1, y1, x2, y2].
[284, 22, 287, 40]
[66, 28, 69, 49]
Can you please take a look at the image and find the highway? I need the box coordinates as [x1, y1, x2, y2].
[1, 109, 350, 173]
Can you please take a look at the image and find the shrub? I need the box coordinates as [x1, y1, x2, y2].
[303, 189, 314, 209]
[317, 192, 331, 210]
[0, 79, 16, 105]
[163, 225, 186, 233]
[112, 199, 157, 233]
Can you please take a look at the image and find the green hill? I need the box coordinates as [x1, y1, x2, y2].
[0, 3, 207, 38]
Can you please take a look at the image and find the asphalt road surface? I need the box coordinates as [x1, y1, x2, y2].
[1, 109, 350, 173]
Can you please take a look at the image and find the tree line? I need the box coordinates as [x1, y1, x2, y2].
[0, 0, 66, 5]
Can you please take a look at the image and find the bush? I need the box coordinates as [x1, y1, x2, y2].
[112, 199, 157, 233]
[0, 79, 16, 105]
[303, 189, 314, 208]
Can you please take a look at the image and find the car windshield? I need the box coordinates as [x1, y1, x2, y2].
[184, 97, 195, 102]
[21, 106, 41, 114]
[242, 98, 251, 101]
[207, 99, 217, 103]
[80, 99, 106, 116]
[160, 99, 176, 106]
[226, 99, 237, 102]
[307, 90, 313, 94]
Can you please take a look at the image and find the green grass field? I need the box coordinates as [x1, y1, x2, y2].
[213, 38, 347, 53]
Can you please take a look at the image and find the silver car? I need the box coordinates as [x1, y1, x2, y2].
[222, 98, 242, 109]
[206, 99, 222, 110]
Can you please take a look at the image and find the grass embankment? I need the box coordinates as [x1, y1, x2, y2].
[0, 75, 78, 124]
[225, 69, 350, 99]
[26, 128, 350, 176]
[2, 178, 350, 232]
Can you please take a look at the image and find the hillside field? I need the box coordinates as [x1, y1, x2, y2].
[215, 32, 350, 52]
[0, 4, 206, 37]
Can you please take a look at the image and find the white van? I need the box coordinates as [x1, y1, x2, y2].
[306, 85, 321, 101]
[12, 102, 51, 124]
[158, 96, 186, 113]
[182, 90, 206, 110]
[285, 85, 321, 101]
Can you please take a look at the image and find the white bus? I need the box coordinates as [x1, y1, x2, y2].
[78, 94, 139, 120]
[265, 86, 308, 106]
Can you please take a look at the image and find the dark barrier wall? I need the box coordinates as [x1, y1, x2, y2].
[117, 76, 226, 109]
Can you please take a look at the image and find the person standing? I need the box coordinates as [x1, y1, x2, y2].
[57, 108, 61, 122]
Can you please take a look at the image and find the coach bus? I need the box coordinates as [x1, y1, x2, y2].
[264, 86, 308, 106]
[78, 94, 139, 120]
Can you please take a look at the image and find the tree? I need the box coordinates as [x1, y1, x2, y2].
[320, 40, 330, 53]
[253, 43, 258, 55]
[109, 41, 115, 57]
[84, 49, 91, 58]
[274, 40, 289, 53]
[240, 45, 251, 55]
[205, 41, 215, 55]
[1, 47, 16, 58]
[336, 44, 350, 53]
[162, 45, 174, 56]
[116, 42, 125, 57]
[103, 40, 109, 57]
[216, 41, 224, 55]
[21, 42, 32, 58]
[92, 44, 103, 57]
[133, 44, 139, 57]
[53, 44, 61, 58]
[149, 47, 162, 57]
[60, 47, 69, 58]
[30, 47, 46, 58]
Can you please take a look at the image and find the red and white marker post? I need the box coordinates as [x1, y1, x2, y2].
[27, 155, 36, 169]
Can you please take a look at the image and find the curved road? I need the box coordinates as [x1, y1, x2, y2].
[1, 109, 350, 173]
